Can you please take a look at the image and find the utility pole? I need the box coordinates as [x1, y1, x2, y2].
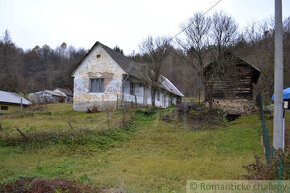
[273, 0, 284, 150]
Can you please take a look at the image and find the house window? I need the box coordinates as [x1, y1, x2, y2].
[130, 82, 135, 95]
[96, 54, 101, 58]
[1, 106, 8, 110]
[90, 78, 104, 92]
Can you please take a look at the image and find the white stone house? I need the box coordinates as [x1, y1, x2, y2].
[71, 42, 184, 111]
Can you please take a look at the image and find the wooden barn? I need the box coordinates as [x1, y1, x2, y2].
[204, 52, 261, 114]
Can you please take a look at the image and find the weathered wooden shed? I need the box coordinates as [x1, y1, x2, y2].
[204, 52, 260, 114]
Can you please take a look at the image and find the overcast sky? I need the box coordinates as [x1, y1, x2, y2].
[0, 0, 289, 54]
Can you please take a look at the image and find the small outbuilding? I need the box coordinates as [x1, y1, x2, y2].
[28, 90, 67, 104]
[0, 90, 31, 113]
[53, 88, 73, 103]
[204, 52, 261, 114]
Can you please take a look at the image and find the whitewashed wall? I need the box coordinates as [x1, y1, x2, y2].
[123, 80, 177, 108]
[72, 45, 125, 111]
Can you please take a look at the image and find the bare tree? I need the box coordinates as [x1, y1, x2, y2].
[178, 12, 211, 103]
[206, 11, 239, 110]
[139, 36, 170, 109]
[243, 18, 275, 102]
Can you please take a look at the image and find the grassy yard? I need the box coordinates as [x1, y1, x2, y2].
[0, 104, 288, 192]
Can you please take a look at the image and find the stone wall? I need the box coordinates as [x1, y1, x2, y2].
[211, 99, 256, 114]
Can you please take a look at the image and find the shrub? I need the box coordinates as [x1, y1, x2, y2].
[87, 106, 99, 113]
[0, 177, 125, 193]
[243, 149, 290, 180]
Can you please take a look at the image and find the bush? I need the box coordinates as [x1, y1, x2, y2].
[0, 115, 140, 149]
[87, 106, 99, 113]
[243, 149, 290, 180]
[173, 102, 226, 128]
[161, 114, 172, 122]
[136, 108, 155, 116]
[0, 177, 125, 193]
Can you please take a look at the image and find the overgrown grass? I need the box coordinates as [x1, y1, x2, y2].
[0, 104, 288, 192]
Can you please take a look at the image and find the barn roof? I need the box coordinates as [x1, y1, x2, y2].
[0, 90, 31, 106]
[205, 52, 261, 84]
[72, 41, 184, 97]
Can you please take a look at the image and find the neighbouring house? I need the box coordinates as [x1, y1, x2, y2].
[53, 88, 73, 103]
[71, 41, 184, 111]
[29, 88, 73, 104]
[29, 89, 67, 104]
[204, 52, 261, 114]
[0, 90, 31, 113]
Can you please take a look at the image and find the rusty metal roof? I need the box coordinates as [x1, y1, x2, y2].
[0, 90, 31, 105]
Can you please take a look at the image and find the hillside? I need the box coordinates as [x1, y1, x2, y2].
[0, 104, 283, 192]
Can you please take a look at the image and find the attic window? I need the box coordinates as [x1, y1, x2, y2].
[96, 54, 101, 58]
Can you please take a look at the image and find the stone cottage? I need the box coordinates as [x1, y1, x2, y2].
[71, 41, 184, 111]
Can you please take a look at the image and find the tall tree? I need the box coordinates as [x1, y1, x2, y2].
[206, 11, 239, 110]
[113, 45, 124, 55]
[178, 12, 212, 103]
[139, 36, 170, 109]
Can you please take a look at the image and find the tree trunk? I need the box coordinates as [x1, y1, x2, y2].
[151, 87, 156, 110]
[208, 82, 213, 112]
[198, 86, 201, 104]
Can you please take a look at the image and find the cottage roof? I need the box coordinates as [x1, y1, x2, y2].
[0, 90, 31, 106]
[35, 90, 67, 97]
[54, 88, 73, 97]
[72, 41, 184, 97]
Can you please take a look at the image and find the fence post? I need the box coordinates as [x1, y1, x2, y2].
[68, 121, 76, 137]
[116, 94, 119, 110]
[135, 95, 137, 109]
[107, 110, 110, 128]
[122, 108, 125, 127]
[20, 99, 24, 118]
[130, 101, 133, 119]
[258, 94, 271, 165]
[16, 128, 28, 142]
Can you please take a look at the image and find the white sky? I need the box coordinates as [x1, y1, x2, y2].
[0, 0, 289, 54]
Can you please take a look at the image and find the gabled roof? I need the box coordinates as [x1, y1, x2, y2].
[72, 41, 142, 78]
[54, 88, 73, 97]
[72, 41, 184, 97]
[0, 90, 31, 106]
[205, 52, 261, 84]
[36, 90, 67, 97]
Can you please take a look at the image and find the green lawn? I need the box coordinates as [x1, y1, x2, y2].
[0, 104, 285, 192]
